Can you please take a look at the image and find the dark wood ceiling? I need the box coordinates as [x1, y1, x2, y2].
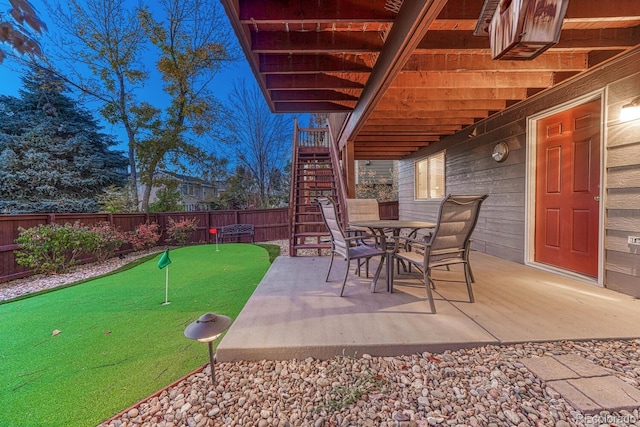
[221, 0, 640, 160]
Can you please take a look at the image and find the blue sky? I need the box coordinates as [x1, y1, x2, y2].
[0, 1, 308, 154]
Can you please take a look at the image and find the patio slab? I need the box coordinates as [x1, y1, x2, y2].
[217, 252, 640, 362]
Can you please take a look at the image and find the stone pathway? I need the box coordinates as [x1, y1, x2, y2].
[522, 354, 640, 416]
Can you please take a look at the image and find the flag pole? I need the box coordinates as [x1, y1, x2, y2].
[158, 250, 172, 306]
[162, 266, 170, 305]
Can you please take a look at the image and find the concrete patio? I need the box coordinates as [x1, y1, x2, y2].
[217, 251, 640, 362]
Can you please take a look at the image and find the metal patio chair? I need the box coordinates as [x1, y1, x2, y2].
[345, 198, 385, 276]
[394, 194, 488, 313]
[316, 196, 387, 296]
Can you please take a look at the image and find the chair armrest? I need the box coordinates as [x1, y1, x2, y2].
[393, 235, 431, 255]
[345, 233, 380, 243]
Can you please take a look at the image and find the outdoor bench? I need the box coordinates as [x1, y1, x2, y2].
[219, 224, 255, 243]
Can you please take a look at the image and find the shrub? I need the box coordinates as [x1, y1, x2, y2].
[127, 222, 161, 251]
[165, 217, 199, 246]
[355, 168, 398, 202]
[14, 222, 94, 274]
[87, 222, 127, 263]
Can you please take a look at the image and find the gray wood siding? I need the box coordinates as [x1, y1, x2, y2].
[604, 69, 640, 297]
[397, 47, 640, 296]
[356, 160, 396, 182]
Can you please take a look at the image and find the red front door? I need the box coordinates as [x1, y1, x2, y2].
[535, 99, 601, 277]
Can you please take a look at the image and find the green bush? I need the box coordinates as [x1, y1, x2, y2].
[87, 222, 127, 263]
[14, 222, 95, 274]
[165, 217, 199, 246]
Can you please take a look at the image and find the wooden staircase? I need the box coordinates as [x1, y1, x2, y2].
[289, 125, 344, 256]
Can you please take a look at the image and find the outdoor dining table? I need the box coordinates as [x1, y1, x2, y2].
[349, 220, 435, 293]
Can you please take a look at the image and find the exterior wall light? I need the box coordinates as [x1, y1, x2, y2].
[620, 97, 640, 122]
[184, 312, 231, 384]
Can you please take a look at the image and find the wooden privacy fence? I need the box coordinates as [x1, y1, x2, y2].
[0, 208, 289, 283]
[378, 201, 399, 220]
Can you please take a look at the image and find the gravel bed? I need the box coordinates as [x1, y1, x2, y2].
[100, 340, 640, 427]
[3, 243, 639, 427]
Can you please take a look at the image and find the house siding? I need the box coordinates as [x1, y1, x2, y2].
[356, 160, 396, 183]
[604, 69, 640, 297]
[398, 47, 640, 296]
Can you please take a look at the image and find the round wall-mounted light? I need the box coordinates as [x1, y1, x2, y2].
[492, 142, 509, 162]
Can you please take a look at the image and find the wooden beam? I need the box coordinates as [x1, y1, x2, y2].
[565, 0, 640, 19]
[374, 99, 507, 111]
[355, 135, 441, 142]
[552, 28, 640, 50]
[338, 0, 450, 150]
[345, 140, 355, 198]
[437, 0, 640, 20]
[402, 52, 589, 72]
[360, 125, 463, 133]
[355, 145, 431, 153]
[270, 90, 359, 102]
[381, 87, 529, 101]
[251, 31, 383, 53]
[355, 148, 418, 155]
[239, 0, 395, 23]
[355, 154, 412, 159]
[259, 54, 373, 74]
[415, 29, 639, 52]
[435, 0, 483, 19]
[274, 102, 352, 113]
[266, 74, 365, 90]
[365, 117, 476, 126]
[220, 0, 275, 111]
[369, 109, 490, 119]
[391, 71, 555, 88]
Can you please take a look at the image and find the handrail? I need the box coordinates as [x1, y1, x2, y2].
[296, 126, 330, 148]
[326, 125, 348, 228]
[288, 118, 301, 256]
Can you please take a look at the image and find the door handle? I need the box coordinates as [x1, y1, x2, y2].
[594, 196, 600, 202]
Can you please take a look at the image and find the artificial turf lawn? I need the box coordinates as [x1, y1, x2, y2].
[0, 244, 273, 427]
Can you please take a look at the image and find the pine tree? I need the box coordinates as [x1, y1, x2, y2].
[0, 67, 127, 213]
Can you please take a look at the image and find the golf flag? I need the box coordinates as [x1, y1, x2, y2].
[158, 250, 172, 269]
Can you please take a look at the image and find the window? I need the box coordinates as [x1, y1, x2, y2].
[181, 184, 195, 196]
[415, 151, 445, 199]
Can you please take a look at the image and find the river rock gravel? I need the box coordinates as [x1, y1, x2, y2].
[99, 340, 640, 427]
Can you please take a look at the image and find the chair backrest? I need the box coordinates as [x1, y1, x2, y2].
[429, 194, 488, 254]
[316, 196, 348, 257]
[346, 198, 380, 223]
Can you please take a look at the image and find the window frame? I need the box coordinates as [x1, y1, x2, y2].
[414, 150, 446, 201]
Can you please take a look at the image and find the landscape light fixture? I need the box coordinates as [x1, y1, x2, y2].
[184, 312, 231, 384]
[620, 97, 640, 122]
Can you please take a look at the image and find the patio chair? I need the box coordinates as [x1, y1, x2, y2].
[394, 194, 488, 313]
[345, 198, 384, 276]
[346, 198, 380, 231]
[315, 196, 387, 296]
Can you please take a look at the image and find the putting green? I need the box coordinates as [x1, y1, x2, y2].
[0, 244, 271, 427]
